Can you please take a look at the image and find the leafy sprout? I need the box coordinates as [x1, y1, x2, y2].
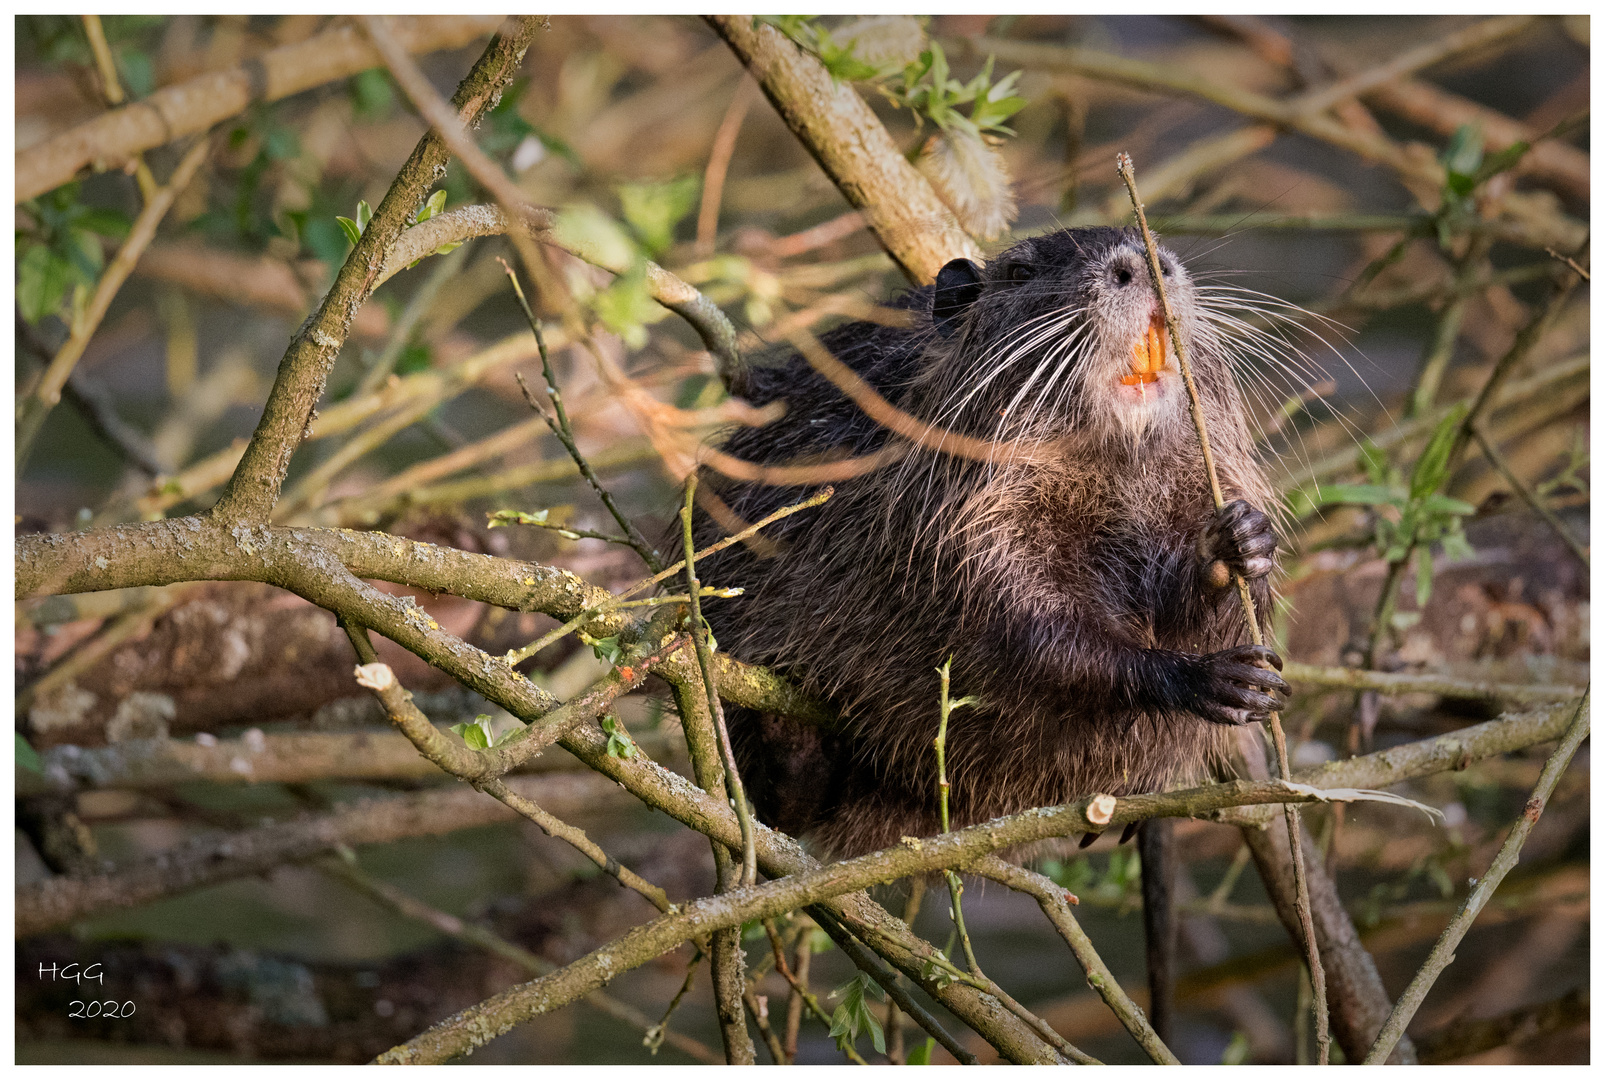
[828, 971, 887, 1056]
[1293, 405, 1476, 608]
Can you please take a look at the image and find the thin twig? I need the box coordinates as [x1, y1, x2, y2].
[478, 777, 675, 914]
[933, 658, 984, 977]
[681, 474, 758, 887]
[884, 878, 924, 1064]
[1364, 689, 1590, 1064]
[80, 14, 157, 200]
[783, 923, 812, 1061]
[1471, 424, 1589, 568]
[1544, 246, 1590, 281]
[354, 241, 467, 398]
[1118, 151, 1329, 1063]
[502, 261, 664, 571]
[212, 19, 541, 525]
[696, 76, 757, 258]
[319, 847, 721, 1064]
[1291, 15, 1536, 117]
[16, 136, 211, 475]
[743, 984, 788, 1064]
[362, 15, 743, 385]
[501, 486, 831, 666]
[1366, 258, 1586, 669]
[644, 949, 704, 1057]
[1406, 236, 1489, 420]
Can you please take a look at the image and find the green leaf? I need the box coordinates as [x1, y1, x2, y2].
[906, 1037, 935, 1065]
[1409, 403, 1469, 501]
[1440, 525, 1474, 562]
[1221, 1031, 1251, 1065]
[449, 716, 494, 750]
[589, 635, 624, 666]
[74, 207, 132, 240]
[1313, 483, 1400, 508]
[602, 714, 638, 759]
[417, 189, 447, 224]
[394, 342, 432, 376]
[118, 48, 154, 98]
[1476, 140, 1530, 183]
[336, 216, 363, 246]
[16, 732, 43, 774]
[16, 243, 74, 324]
[355, 199, 372, 231]
[1439, 124, 1483, 190]
[1359, 438, 1390, 486]
[65, 226, 105, 283]
[828, 972, 886, 1056]
[1417, 493, 1477, 517]
[616, 175, 701, 257]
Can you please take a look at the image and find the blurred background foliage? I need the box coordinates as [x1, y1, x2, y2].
[15, 14, 1589, 1065]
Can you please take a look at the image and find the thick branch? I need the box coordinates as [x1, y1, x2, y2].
[375, 776, 1373, 1063]
[15, 15, 506, 203]
[706, 15, 982, 286]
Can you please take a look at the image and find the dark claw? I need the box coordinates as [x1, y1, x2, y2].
[1201, 499, 1278, 585]
[1190, 643, 1290, 725]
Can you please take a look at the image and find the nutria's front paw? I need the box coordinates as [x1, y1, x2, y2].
[1189, 644, 1288, 725]
[1200, 499, 1277, 588]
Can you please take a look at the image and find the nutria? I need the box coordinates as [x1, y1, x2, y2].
[684, 226, 1287, 863]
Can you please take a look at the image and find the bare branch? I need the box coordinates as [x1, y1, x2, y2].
[320, 852, 722, 1064]
[15, 16, 507, 203]
[1283, 662, 1583, 705]
[211, 18, 542, 525]
[17, 771, 632, 936]
[1364, 691, 1590, 1063]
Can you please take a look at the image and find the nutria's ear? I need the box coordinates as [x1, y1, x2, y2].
[933, 258, 984, 338]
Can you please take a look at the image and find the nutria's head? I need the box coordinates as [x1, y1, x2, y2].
[921, 226, 1217, 450]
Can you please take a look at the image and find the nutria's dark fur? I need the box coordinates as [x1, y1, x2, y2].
[684, 227, 1287, 857]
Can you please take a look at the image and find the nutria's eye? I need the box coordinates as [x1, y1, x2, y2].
[1161, 260, 1172, 277]
[1008, 263, 1035, 283]
[1113, 267, 1133, 286]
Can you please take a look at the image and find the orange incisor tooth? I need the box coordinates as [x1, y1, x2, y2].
[1123, 322, 1163, 385]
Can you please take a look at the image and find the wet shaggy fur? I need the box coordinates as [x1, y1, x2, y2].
[681, 227, 1286, 856]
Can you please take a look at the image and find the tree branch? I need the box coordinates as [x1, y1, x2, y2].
[210, 18, 542, 525]
[15, 15, 507, 203]
[706, 14, 983, 287]
[1283, 661, 1582, 705]
[320, 851, 722, 1064]
[374, 775, 1391, 1063]
[1364, 691, 1590, 1063]
[17, 771, 630, 937]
